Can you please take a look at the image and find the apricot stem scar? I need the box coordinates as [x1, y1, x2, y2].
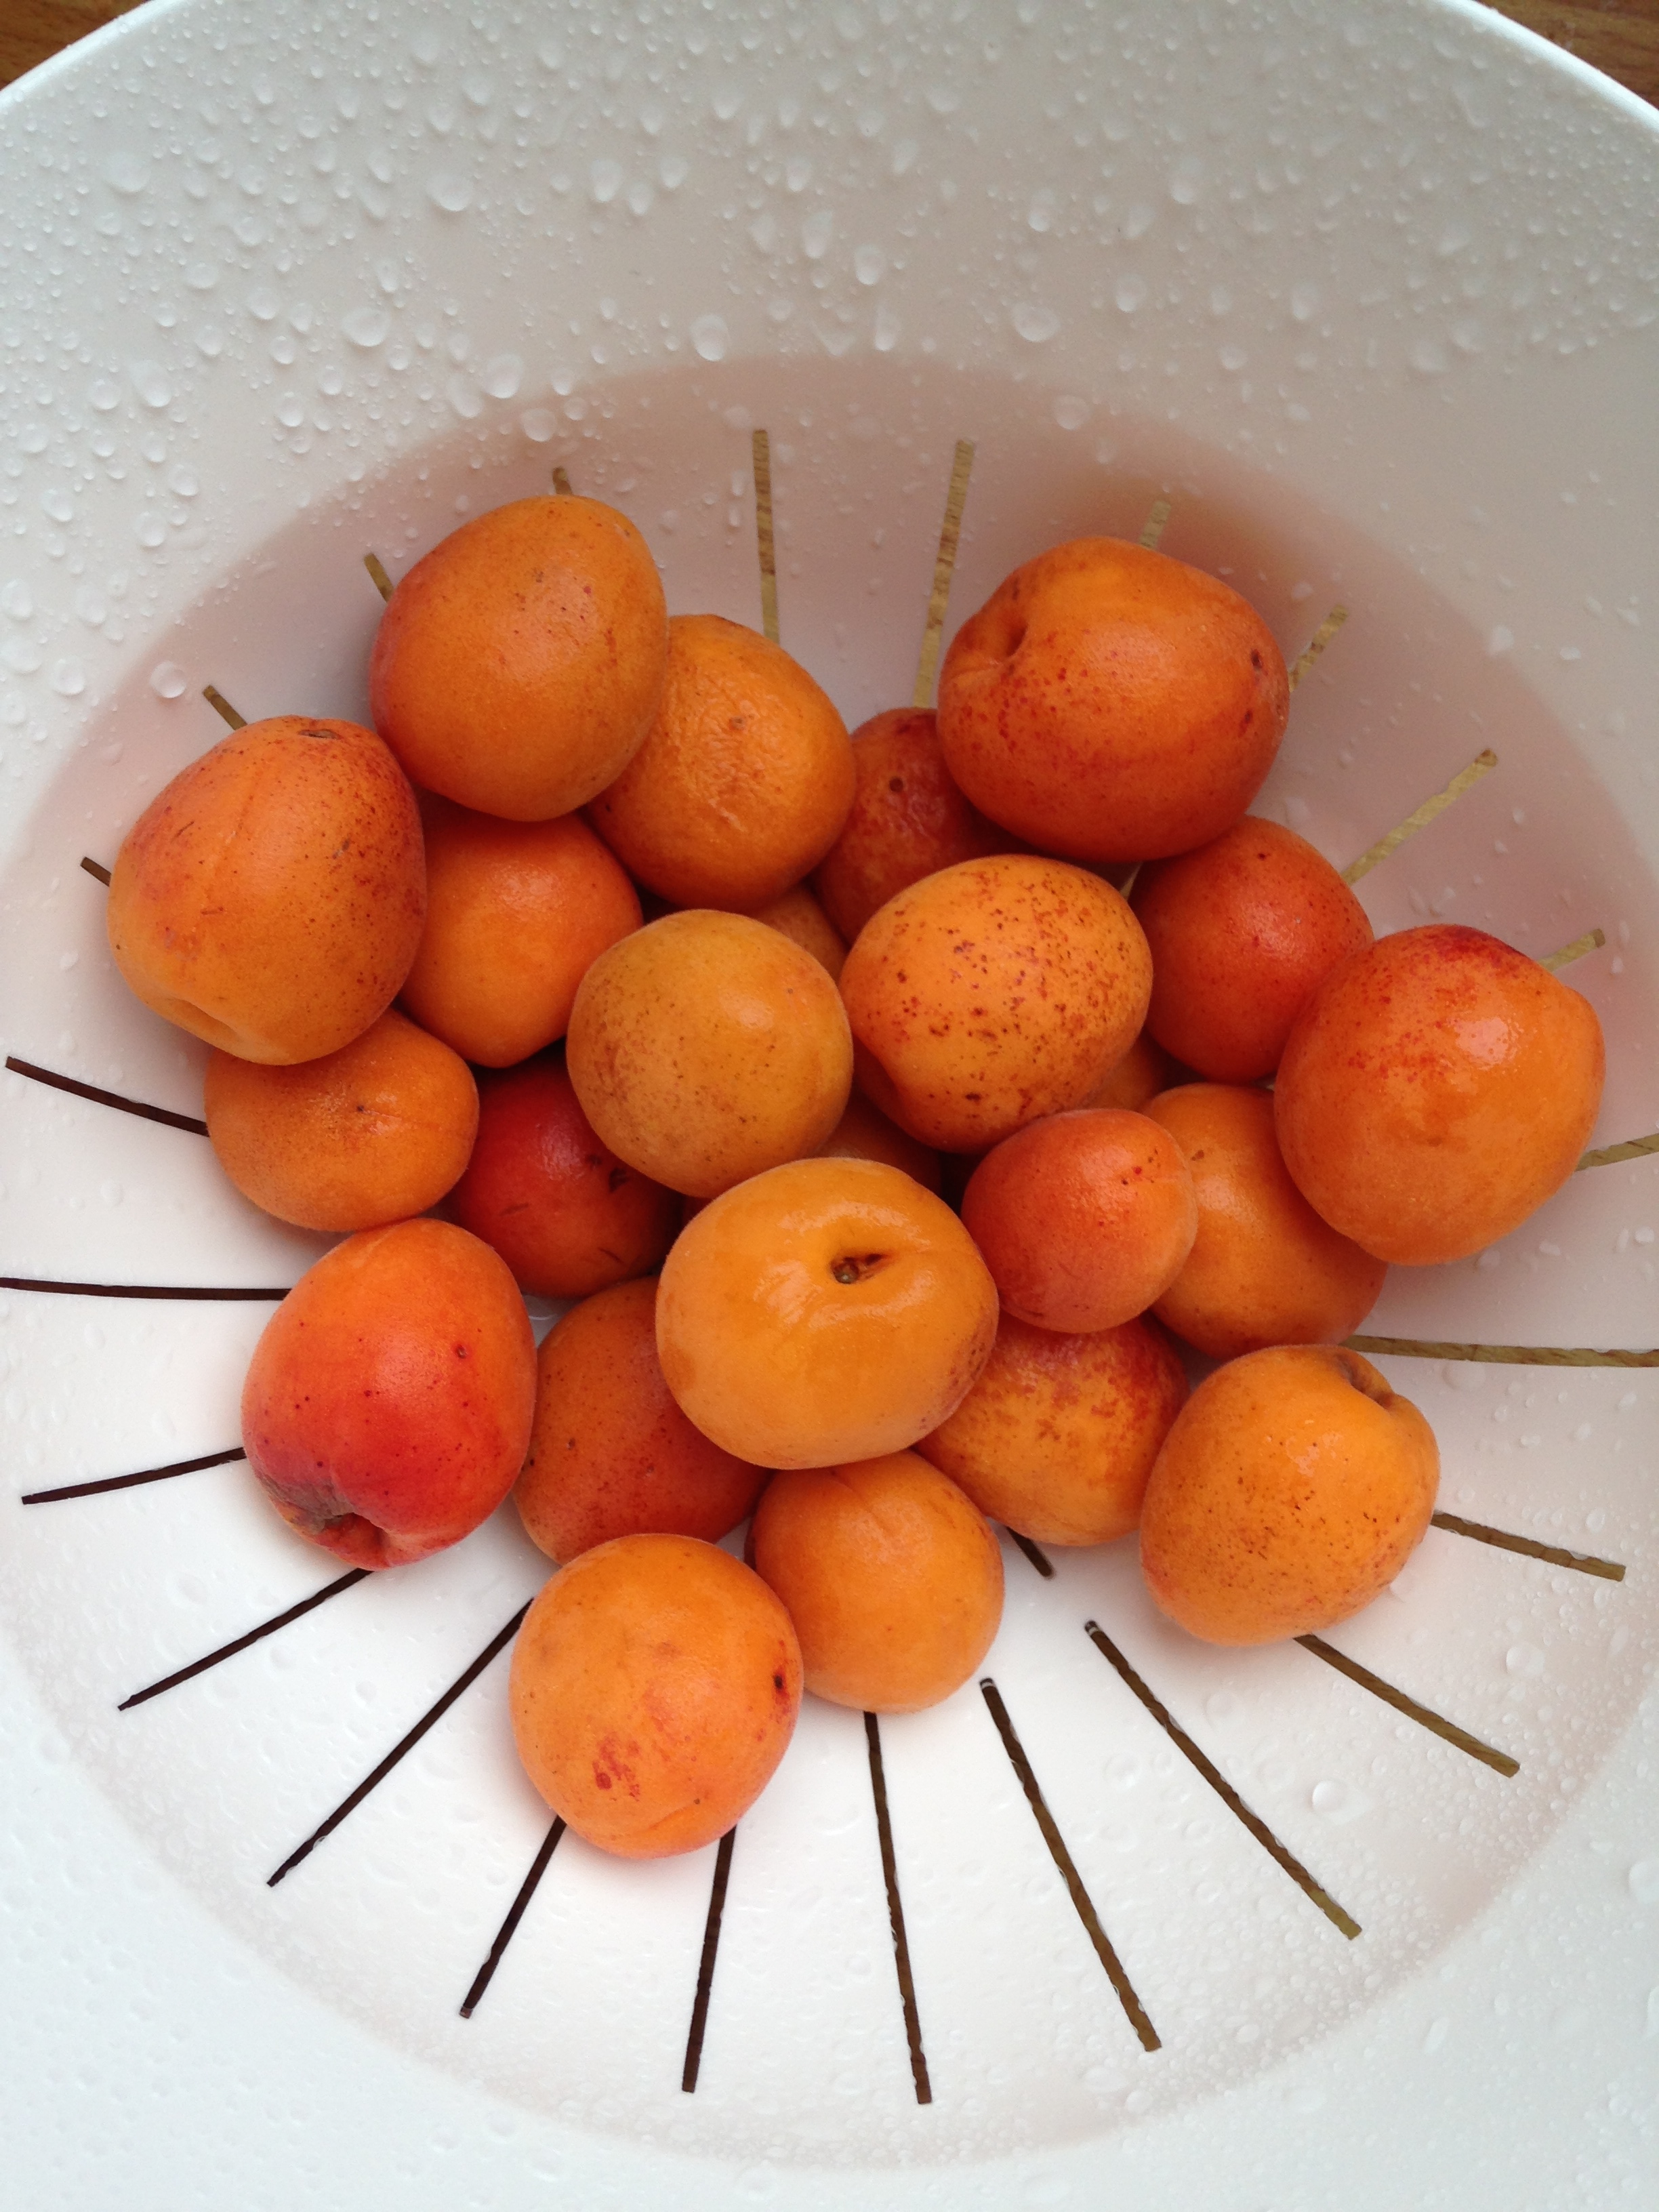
[1577, 1130, 1659, 1171]
[752, 428, 780, 645]
[1347, 1334, 1659, 1369]
[1295, 1633, 1519, 1776]
[1431, 1510, 1625, 1582]
[363, 552, 394, 602]
[1137, 497, 1172, 552]
[202, 684, 246, 731]
[1287, 602, 1349, 693]
[1340, 745, 1496, 885]
[914, 438, 976, 708]
[1540, 926, 1605, 972]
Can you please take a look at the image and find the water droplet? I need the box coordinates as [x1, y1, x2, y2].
[1412, 337, 1450, 375]
[412, 30, 441, 66]
[1219, 344, 1248, 372]
[275, 394, 305, 429]
[2, 582, 34, 621]
[1487, 626, 1515, 657]
[660, 155, 689, 191]
[104, 152, 150, 196]
[74, 587, 108, 627]
[1012, 302, 1060, 343]
[590, 159, 624, 206]
[49, 660, 86, 697]
[482, 353, 523, 400]
[342, 306, 390, 349]
[247, 287, 280, 323]
[691, 314, 730, 363]
[1121, 201, 1155, 241]
[873, 304, 900, 352]
[1169, 154, 1205, 205]
[519, 408, 555, 443]
[1629, 1860, 1659, 1906]
[136, 513, 167, 549]
[87, 379, 121, 413]
[59, 950, 79, 970]
[802, 210, 834, 260]
[446, 373, 484, 419]
[1052, 394, 1088, 430]
[426, 171, 474, 215]
[1113, 274, 1147, 314]
[1422, 2017, 1449, 2055]
[129, 361, 174, 410]
[1, 637, 43, 675]
[40, 489, 75, 525]
[853, 243, 886, 287]
[149, 661, 188, 699]
[1505, 1641, 1544, 1677]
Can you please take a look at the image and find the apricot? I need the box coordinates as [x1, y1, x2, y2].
[743, 881, 848, 981]
[398, 797, 641, 1068]
[1080, 1028, 1171, 1113]
[918, 1311, 1188, 1548]
[1139, 1345, 1439, 1645]
[657, 1156, 998, 1469]
[1274, 923, 1605, 1265]
[962, 1109, 1197, 1333]
[587, 614, 855, 909]
[107, 715, 425, 1064]
[811, 706, 1019, 943]
[750, 1452, 1004, 1713]
[937, 537, 1289, 863]
[1132, 818, 1374, 1082]
[1145, 1084, 1386, 1359]
[814, 1087, 942, 1194]
[448, 1055, 678, 1300]
[203, 1008, 478, 1233]
[515, 1278, 766, 1563]
[241, 1218, 536, 1569]
[509, 1533, 802, 1859]
[838, 853, 1153, 1154]
[369, 494, 668, 820]
[566, 909, 853, 1199]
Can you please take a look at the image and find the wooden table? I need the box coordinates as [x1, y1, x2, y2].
[4, 0, 1659, 103]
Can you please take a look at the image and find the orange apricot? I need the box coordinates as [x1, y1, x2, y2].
[1132, 817, 1374, 1081]
[657, 1157, 998, 1469]
[814, 1087, 942, 1193]
[1274, 924, 1605, 1264]
[1080, 1028, 1172, 1112]
[587, 614, 855, 909]
[937, 537, 1289, 863]
[515, 1278, 766, 1563]
[838, 853, 1153, 1153]
[918, 1311, 1189, 1547]
[1139, 1345, 1439, 1645]
[961, 1109, 1198, 1333]
[369, 494, 667, 820]
[1144, 1084, 1387, 1359]
[107, 715, 424, 1064]
[750, 1452, 1004, 1713]
[203, 1008, 477, 1232]
[566, 909, 853, 1198]
[398, 797, 641, 1068]
[811, 706, 1019, 942]
[241, 1218, 536, 1570]
[509, 1533, 802, 1859]
[448, 1055, 678, 1300]
[743, 881, 848, 981]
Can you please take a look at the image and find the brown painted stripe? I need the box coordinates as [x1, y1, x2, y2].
[1349, 1336, 1659, 1370]
[1578, 1130, 1659, 1171]
[912, 438, 975, 708]
[201, 684, 245, 730]
[117, 1568, 369, 1710]
[752, 428, 779, 646]
[1340, 744, 1495, 883]
[1431, 1510, 1625, 1582]
[22, 1445, 244, 1505]
[1288, 603, 1349, 692]
[682, 1827, 737, 2092]
[6, 1054, 207, 1135]
[1083, 1621, 1359, 1940]
[865, 1711, 932, 2104]
[1296, 1633, 1519, 1777]
[459, 1818, 566, 2019]
[1006, 1528, 1054, 1579]
[0, 1275, 287, 1301]
[979, 1677, 1160, 2052]
[80, 855, 111, 886]
[269, 1603, 532, 1886]
[363, 551, 394, 601]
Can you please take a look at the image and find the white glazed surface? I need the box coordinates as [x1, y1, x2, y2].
[1, 1, 1656, 2205]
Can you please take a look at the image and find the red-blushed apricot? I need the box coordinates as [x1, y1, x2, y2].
[839, 853, 1153, 1153]
[742, 881, 848, 981]
[657, 1157, 998, 1469]
[241, 1219, 536, 1569]
[1139, 1346, 1439, 1645]
[509, 1534, 802, 1859]
[814, 1087, 942, 1193]
[566, 909, 853, 1198]
[515, 1278, 766, 1563]
[811, 706, 1020, 943]
[370, 495, 666, 820]
[587, 615, 856, 909]
[398, 798, 641, 1067]
[1274, 924, 1605, 1265]
[917, 1311, 1188, 1548]
[1131, 818, 1374, 1082]
[1080, 1028, 1171, 1112]
[937, 538, 1289, 863]
[107, 716, 424, 1064]
[1145, 1084, 1387, 1359]
[750, 1452, 1004, 1713]
[962, 1109, 1197, 1333]
[448, 1055, 678, 1300]
[203, 1008, 477, 1232]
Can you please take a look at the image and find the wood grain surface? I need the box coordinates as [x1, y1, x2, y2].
[3, 0, 1658, 100]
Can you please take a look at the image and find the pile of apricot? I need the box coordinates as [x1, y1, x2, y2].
[106, 491, 1605, 1860]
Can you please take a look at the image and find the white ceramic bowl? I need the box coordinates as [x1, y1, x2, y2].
[2, 2, 1656, 2205]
